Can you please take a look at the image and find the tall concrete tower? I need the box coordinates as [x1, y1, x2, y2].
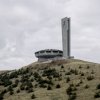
[61, 17, 70, 58]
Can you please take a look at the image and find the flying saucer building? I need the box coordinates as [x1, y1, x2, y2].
[35, 17, 71, 61]
[35, 49, 63, 61]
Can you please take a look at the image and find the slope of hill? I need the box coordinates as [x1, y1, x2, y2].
[0, 59, 100, 100]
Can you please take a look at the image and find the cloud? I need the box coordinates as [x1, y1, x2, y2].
[0, 0, 100, 70]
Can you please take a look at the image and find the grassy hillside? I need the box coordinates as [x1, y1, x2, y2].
[0, 59, 100, 100]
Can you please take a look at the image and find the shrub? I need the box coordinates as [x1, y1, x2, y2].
[4, 80, 12, 87]
[47, 85, 52, 90]
[80, 73, 84, 76]
[39, 84, 47, 88]
[79, 79, 83, 84]
[20, 75, 29, 83]
[12, 83, 18, 88]
[7, 86, 13, 92]
[79, 65, 82, 69]
[31, 94, 36, 99]
[38, 79, 53, 85]
[94, 91, 100, 98]
[56, 84, 61, 88]
[42, 68, 58, 77]
[65, 72, 71, 75]
[61, 65, 64, 69]
[1, 89, 7, 95]
[66, 77, 70, 83]
[87, 75, 94, 81]
[30, 78, 34, 82]
[74, 70, 78, 75]
[9, 91, 14, 95]
[20, 84, 25, 90]
[70, 69, 78, 75]
[66, 84, 77, 95]
[9, 71, 18, 79]
[66, 86, 73, 95]
[96, 84, 100, 89]
[91, 70, 94, 74]
[15, 79, 19, 84]
[84, 84, 89, 89]
[0, 94, 3, 100]
[33, 72, 41, 80]
[67, 84, 77, 100]
[68, 93, 77, 100]
[47, 76, 52, 80]
[27, 88, 33, 93]
[76, 83, 80, 87]
[87, 66, 90, 69]
[16, 89, 20, 93]
[26, 82, 33, 88]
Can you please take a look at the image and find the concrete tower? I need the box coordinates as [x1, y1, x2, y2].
[61, 17, 70, 58]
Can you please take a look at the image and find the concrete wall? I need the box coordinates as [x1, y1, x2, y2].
[38, 57, 63, 62]
[61, 17, 70, 58]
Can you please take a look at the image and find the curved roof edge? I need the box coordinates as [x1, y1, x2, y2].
[35, 49, 63, 54]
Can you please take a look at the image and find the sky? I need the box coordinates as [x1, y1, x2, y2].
[0, 0, 100, 70]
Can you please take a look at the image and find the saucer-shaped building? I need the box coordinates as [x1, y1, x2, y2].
[35, 49, 63, 61]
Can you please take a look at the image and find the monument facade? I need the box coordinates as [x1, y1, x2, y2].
[61, 17, 70, 58]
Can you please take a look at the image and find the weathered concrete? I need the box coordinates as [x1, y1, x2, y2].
[61, 17, 70, 58]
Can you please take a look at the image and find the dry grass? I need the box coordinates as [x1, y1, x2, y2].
[0, 59, 100, 100]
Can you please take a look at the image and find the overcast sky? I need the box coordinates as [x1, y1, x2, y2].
[0, 0, 100, 70]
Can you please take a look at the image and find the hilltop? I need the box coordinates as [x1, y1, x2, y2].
[0, 59, 100, 100]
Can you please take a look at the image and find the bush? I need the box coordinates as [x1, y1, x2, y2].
[56, 84, 61, 88]
[66, 86, 73, 95]
[67, 84, 77, 100]
[70, 69, 78, 75]
[33, 72, 41, 79]
[0, 94, 3, 100]
[27, 88, 33, 93]
[1, 89, 7, 95]
[66, 84, 77, 95]
[47, 85, 52, 90]
[84, 84, 89, 89]
[61, 65, 64, 68]
[42, 68, 59, 77]
[79, 80, 83, 84]
[65, 72, 71, 75]
[76, 83, 80, 87]
[39, 84, 47, 88]
[96, 84, 100, 89]
[0, 74, 10, 86]
[20, 75, 29, 83]
[47, 76, 52, 80]
[4, 80, 12, 87]
[80, 73, 84, 76]
[38, 79, 53, 85]
[15, 79, 19, 84]
[87, 66, 90, 69]
[7, 86, 13, 92]
[66, 77, 70, 83]
[30, 78, 34, 82]
[9, 91, 14, 95]
[9, 71, 18, 79]
[31, 94, 36, 99]
[87, 75, 94, 81]
[16, 89, 20, 93]
[79, 65, 82, 69]
[20, 84, 25, 90]
[68, 93, 77, 100]
[26, 82, 33, 88]
[94, 91, 100, 98]
[12, 83, 18, 88]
